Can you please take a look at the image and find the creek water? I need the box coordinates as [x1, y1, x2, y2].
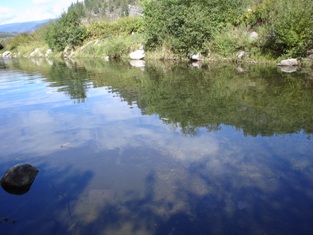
[0, 58, 313, 235]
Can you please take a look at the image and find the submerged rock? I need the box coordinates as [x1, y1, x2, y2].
[1, 164, 39, 195]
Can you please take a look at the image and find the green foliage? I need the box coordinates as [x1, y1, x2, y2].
[260, 0, 313, 57]
[143, 0, 246, 55]
[102, 33, 143, 59]
[110, 16, 144, 35]
[87, 16, 144, 39]
[5, 33, 33, 50]
[45, 6, 87, 51]
[207, 25, 254, 56]
[68, 1, 86, 17]
[240, 3, 267, 28]
[84, 0, 139, 17]
[104, 37, 129, 59]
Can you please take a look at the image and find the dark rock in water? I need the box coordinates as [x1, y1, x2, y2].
[1, 164, 39, 195]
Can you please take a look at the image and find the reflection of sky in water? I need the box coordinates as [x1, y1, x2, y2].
[0, 69, 313, 235]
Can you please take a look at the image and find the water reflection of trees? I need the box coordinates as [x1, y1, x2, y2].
[89, 62, 313, 137]
[48, 62, 90, 103]
[139, 64, 313, 136]
[3, 58, 91, 103]
[5, 58, 313, 136]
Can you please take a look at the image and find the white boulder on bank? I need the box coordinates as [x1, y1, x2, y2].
[277, 58, 299, 73]
[236, 51, 247, 60]
[45, 49, 52, 57]
[249, 31, 259, 40]
[190, 52, 202, 61]
[277, 58, 299, 66]
[129, 47, 145, 60]
[2, 51, 11, 58]
[29, 48, 43, 58]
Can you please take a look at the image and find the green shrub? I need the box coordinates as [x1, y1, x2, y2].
[261, 0, 313, 57]
[104, 37, 128, 59]
[142, 0, 247, 55]
[5, 33, 32, 50]
[102, 33, 143, 59]
[87, 21, 112, 39]
[207, 25, 253, 56]
[110, 16, 144, 35]
[87, 16, 144, 39]
[45, 9, 87, 51]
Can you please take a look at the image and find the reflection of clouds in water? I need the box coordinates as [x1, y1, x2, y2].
[0, 109, 67, 158]
[88, 94, 221, 162]
[2, 83, 313, 234]
[1, 80, 221, 163]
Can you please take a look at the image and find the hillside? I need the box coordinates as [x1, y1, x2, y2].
[0, 32, 17, 38]
[0, 19, 53, 33]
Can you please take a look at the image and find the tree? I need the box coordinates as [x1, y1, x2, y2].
[45, 5, 87, 51]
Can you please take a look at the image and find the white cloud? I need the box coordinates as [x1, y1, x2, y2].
[32, 0, 53, 4]
[0, 0, 83, 25]
[0, 6, 16, 24]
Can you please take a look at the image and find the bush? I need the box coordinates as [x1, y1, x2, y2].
[103, 33, 143, 59]
[87, 16, 144, 39]
[104, 37, 128, 59]
[5, 33, 32, 50]
[142, 0, 246, 55]
[207, 25, 253, 56]
[261, 0, 313, 57]
[45, 9, 87, 51]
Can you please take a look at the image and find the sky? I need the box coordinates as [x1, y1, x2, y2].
[0, 0, 82, 25]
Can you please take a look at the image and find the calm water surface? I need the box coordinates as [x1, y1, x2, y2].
[0, 58, 313, 235]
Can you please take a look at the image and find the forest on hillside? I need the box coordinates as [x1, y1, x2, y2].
[84, 0, 140, 17]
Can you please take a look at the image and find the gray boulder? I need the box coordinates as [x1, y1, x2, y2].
[277, 58, 299, 66]
[1, 164, 39, 195]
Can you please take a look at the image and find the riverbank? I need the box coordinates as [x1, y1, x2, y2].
[3, 39, 313, 70]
